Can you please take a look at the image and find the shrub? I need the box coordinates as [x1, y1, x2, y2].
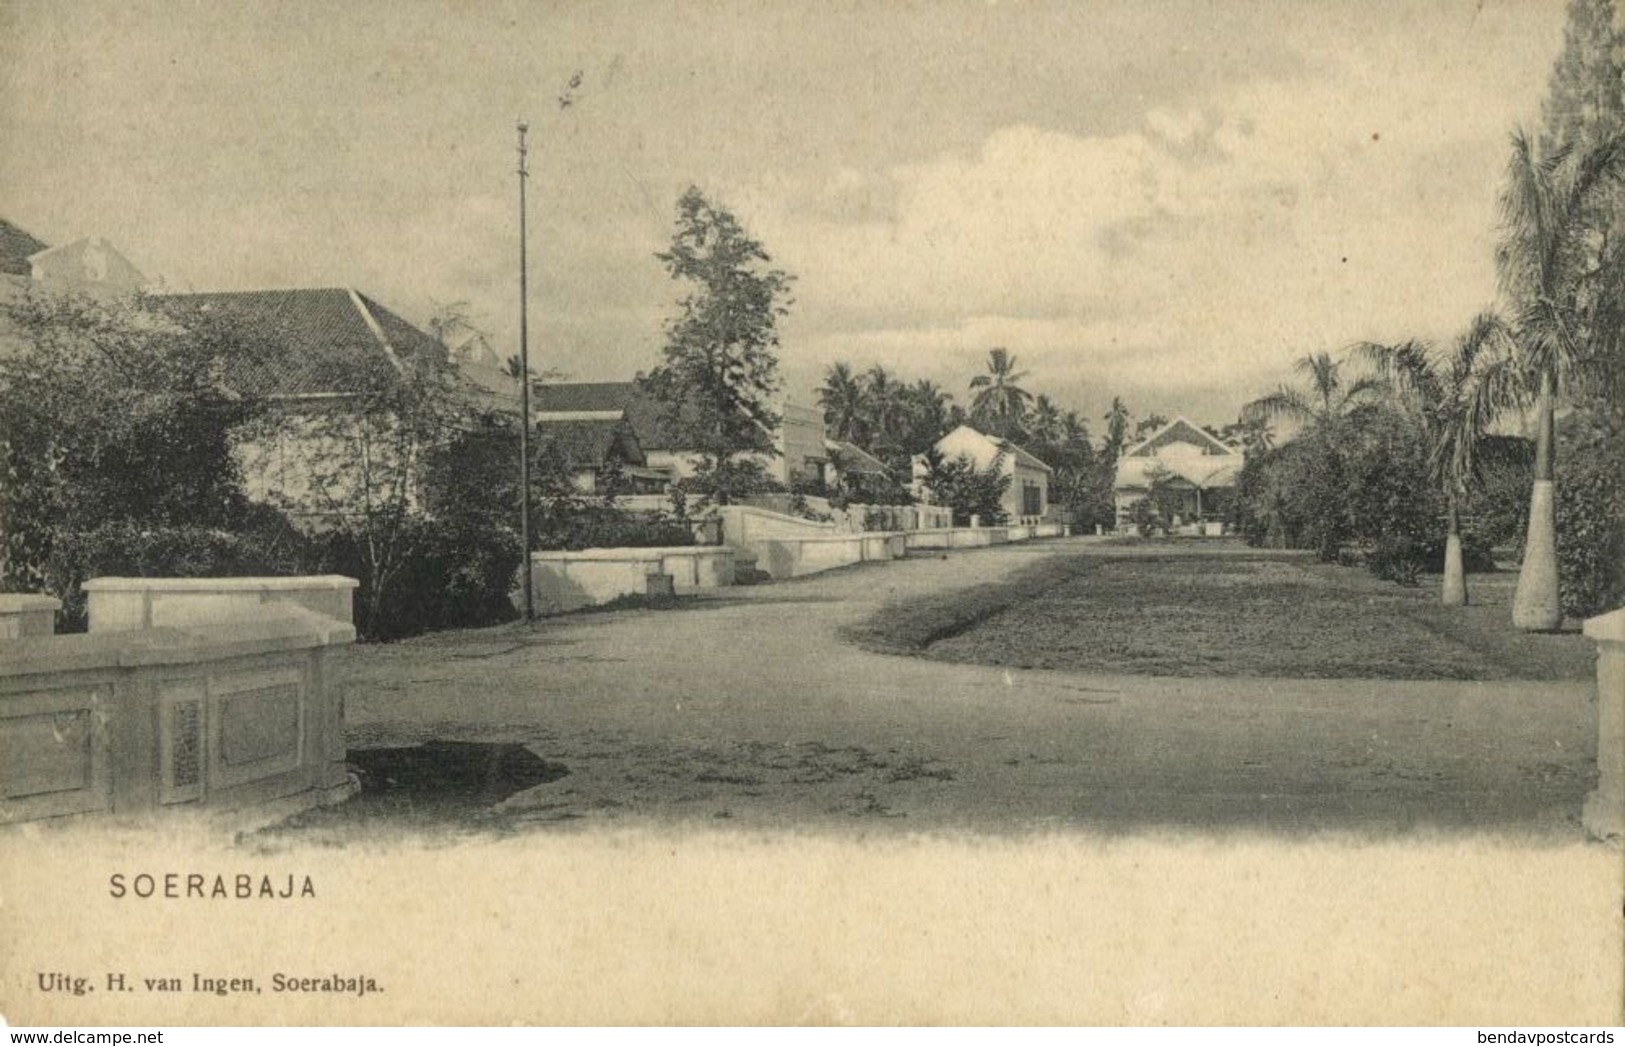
[310, 517, 523, 641]
[538, 506, 695, 552]
[1555, 401, 1625, 618]
[919, 449, 1010, 526]
[43, 521, 304, 632]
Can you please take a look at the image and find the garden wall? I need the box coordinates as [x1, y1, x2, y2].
[529, 546, 736, 614]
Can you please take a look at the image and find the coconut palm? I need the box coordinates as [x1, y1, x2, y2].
[1241, 352, 1386, 560]
[818, 362, 868, 443]
[1101, 396, 1131, 455]
[1496, 129, 1625, 629]
[1029, 394, 1064, 448]
[969, 347, 1033, 438]
[863, 364, 906, 458]
[1241, 352, 1386, 436]
[1352, 313, 1522, 606]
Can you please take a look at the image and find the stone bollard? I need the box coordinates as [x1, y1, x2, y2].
[1582, 607, 1625, 841]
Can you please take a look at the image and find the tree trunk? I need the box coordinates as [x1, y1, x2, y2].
[1441, 492, 1466, 607]
[1512, 373, 1562, 630]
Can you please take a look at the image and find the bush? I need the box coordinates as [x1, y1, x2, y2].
[310, 517, 523, 641]
[1555, 401, 1625, 618]
[43, 521, 304, 632]
[1366, 533, 1426, 586]
[538, 506, 695, 552]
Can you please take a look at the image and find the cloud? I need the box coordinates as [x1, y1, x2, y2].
[742, 12, 1555, 421]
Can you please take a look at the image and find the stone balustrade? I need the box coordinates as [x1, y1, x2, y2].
[0, 594, 60, 639]
[1, 599, 356, 825]
[84, 575, 358, 633]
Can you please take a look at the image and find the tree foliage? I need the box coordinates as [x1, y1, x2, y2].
[0, 290, 282, 605]
[644, 186, 794, 505]
[918, 448, 1011, 526]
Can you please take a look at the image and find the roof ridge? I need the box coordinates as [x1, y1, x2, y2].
[345, 287, 403, 371]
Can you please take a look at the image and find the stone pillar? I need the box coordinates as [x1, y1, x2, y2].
[1582, 607, 1625, 841]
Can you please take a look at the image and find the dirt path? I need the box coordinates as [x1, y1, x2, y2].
[265, 537, 1599, 844]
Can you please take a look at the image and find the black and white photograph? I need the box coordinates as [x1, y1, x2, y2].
[1, 0, 1621, 1028]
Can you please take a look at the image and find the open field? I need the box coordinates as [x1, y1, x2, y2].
[850, 539, 1595, 680]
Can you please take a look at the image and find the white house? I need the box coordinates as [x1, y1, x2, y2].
[915, 424, 1053, 523]
[1113, 416, 1245, 533]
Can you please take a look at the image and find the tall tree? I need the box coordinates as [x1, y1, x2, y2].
[1101, 397, 1131, 461]
[1353, 314, 1522, 606]
[1495, 131, 1625, 628]
[1029, 394, 1064, 448]
[1540, 0, 1625, 159]
[818, 361, 867, 443]
[644, 186, 794, 505]
[968, 347, 1033, 438]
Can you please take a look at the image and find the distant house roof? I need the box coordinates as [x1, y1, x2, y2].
[1115, 416, 1244, 491]
[1123, 417, 1234, 458]
[534, 417, 645, 469]
[935, 425, 1053, 475]
[826, 439, 890, 477]
[531, 381, 639, 415]
[0, 219, 48, 277]
[530, 380, 706, 452]
[153, 288, 445, 398]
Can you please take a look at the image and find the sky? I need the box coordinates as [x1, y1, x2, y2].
[0, 0, 1571, 428]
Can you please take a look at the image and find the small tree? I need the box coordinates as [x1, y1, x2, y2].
[0, 290, 282, 608]
[920, 448, 1011, 525]
[241, 348, 474, 639]
[644, 186, 794, 505]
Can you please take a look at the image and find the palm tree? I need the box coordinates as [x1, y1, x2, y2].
[1029, 394, 1064, 448]
[1101, 397, 1131, 461]
[863, 364, 905, 457]
[1353, 314, 1521, 605]
[1496, 129, 1625, 629]
[903, 378, 953, 451]
[818, 362, 867, 443]
[1242, 352, 1386, 435]
[969, 347, 1033, 438]
[1242, 352, 1386, 560]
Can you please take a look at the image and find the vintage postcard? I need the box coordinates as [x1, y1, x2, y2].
[2, 0, 1622, 1027]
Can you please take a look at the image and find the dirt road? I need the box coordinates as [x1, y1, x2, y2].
[275, 537, 1598, 842]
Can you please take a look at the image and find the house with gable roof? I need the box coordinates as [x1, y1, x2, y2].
[1112, 416, 1245, 533]
[913, 424, 1054, 523]
[153, 287, 455, 521]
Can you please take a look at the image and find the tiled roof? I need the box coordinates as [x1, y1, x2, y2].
[535, 417, 645, 468]
[531, 381, 639, 414]
[152, 288, 444, 397]
[530, 380, 701, 451]
[0, 219, 48, 277]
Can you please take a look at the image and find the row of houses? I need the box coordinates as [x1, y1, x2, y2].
[2, 217, 1241, 531]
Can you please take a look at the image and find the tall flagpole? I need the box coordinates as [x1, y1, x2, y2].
[517, 120, 535, 622]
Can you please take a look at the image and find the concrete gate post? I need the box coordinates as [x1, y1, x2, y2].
[1582, 607, 1625, 841]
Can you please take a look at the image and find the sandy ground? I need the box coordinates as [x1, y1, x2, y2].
[265, 536, 1602, 844]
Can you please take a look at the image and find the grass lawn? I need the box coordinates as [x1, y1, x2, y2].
[847, 540, 1595, 680]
